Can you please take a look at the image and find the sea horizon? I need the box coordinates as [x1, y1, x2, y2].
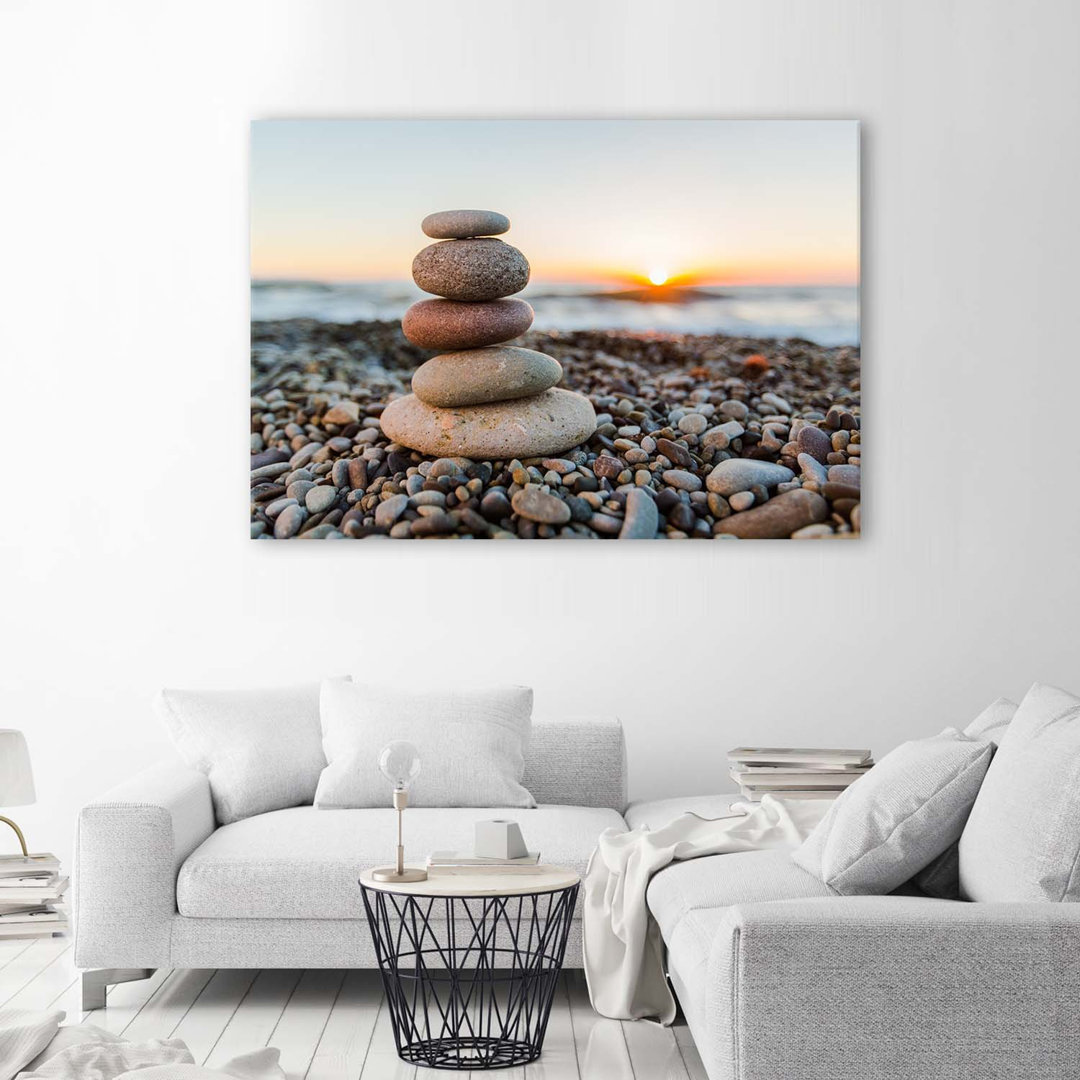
[251, 279, 859, 347]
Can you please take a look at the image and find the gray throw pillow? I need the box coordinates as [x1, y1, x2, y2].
[914, 696, 1018, 899]
[959, 682, 1080, 902]
[793, 728, 994, 896]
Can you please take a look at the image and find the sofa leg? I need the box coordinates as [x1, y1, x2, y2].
[81, 968, 156, 1010]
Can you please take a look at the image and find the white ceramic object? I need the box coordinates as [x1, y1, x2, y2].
[474, 819, 528, 860]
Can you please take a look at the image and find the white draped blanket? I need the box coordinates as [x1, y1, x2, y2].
[583, 795, 830, 1023]
[0, 1009, 284, 1080]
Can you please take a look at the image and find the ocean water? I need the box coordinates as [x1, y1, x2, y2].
[251, 280, 859, 347]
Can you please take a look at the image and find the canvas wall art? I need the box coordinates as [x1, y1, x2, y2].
[250, 119, 860, 541]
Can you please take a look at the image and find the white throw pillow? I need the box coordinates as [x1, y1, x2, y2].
[959, 682, 1080, 902]
[913, 696, 1018, 899]
[315, 681, 536, 809]
[792, 728, 994, 896]
[155, 683, 327, 824]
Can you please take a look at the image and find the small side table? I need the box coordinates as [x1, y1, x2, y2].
[359, 866, 580, 1071]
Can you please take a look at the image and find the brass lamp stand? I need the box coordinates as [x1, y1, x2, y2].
[0, 816, 29, 857]
[372, 787, 427, 883]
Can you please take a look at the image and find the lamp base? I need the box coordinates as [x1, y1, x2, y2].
[371, 867, 428, 883]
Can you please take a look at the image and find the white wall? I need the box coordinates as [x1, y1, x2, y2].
[1, 0, 1078, 867]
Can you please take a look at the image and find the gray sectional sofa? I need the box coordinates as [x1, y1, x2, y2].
[77, 709, 1080, 1080]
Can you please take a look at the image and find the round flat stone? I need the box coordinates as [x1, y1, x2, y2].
[421, 209, 510, 240]
[380, 388, 596, 460]
[412, 346, 562, 408]
[402, 298, 534, 350]
[413, 239, 530, 302]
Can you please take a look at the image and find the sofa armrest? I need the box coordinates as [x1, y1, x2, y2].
[74, 761, 215, 969]
[705, 895, 1080, 1080]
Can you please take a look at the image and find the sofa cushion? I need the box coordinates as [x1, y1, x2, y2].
[913, 696, 1019, 899]
[960, 682, 1080, 902]
[177, 804, 624, 919]
[155, 683, 327, 825]
[646, 849, 834, 944]
[315, 680, 535, 809]
[792, 728, 994, 896]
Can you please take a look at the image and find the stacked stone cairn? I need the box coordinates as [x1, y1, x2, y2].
[380, 210, 596, 465]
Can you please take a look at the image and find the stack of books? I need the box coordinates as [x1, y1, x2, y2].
[728, 747, 874, 802]
[427, 850, 542, 876]
[0, 854, 68, 939]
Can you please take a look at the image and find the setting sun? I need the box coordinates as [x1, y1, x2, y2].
[648, 268, 669, 286]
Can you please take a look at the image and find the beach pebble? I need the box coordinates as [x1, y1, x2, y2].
[402, 298, 534, 350]
[828, 464, 861, 488]
[265, 497, 298, 518]
[760, 392, 792, 415]
[412, 346, 562, 407]
[480, 489, 512, 522]
[656, 438, 693, 467]
[796, 425, 832, 464]
[590, 512, 623, 535]
[381, 388, 595, 460]
[421, 209, 510, 239]
[728, 491, 755, 512]
[662, 469, 702, 492]
[273, 504, 306, 539]
[305, 486, 338, 514]
[706, 459, 794, 497]
[792, 523, 835, 539]
[619, 487, 658, 539]
[413, 239, 530, 302]
[374, 494, 409, 529]
[512, 486, 571, 525]
[411, 511, 455, 536]
[678, 413, 708, 435]
[797, 452, 828, 484]
[717, 489, 828, 539]
[592, 455, 623, 480]
[323, 401, 360, 425]
[719, 400, 749, 422]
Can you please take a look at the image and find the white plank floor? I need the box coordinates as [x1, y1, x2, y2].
[0, 938, 707, 1079]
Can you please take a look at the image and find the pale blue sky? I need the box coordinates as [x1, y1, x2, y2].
[251, 119, 859, 285]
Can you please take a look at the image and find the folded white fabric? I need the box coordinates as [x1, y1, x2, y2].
[315, 681, 535, 808]
[793, 727, 994, 895]
[583, 795, 830, 1024]
[960, 682, 1080, 902]
[155, 683, 327, 824]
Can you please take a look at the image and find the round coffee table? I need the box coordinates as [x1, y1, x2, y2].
[359, 866, 580, 1071]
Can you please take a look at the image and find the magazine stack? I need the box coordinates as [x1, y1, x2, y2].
[0, 854, 68, 939]
[728, 747, 874, 802]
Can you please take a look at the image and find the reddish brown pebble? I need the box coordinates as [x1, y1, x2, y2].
[402, 298, 534, 350]
[717, 489, 828, 539]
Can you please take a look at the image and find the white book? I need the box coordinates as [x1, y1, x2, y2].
[0, 906, 64, 924]
[0, 854, 60, 877]
[728, 747, 872, 767]
[427, 865, 546, 876]
[738, 787, 841, 802]
[0, 920, 67, 939]
[0, 874, 58, 888]
[736, 764, 871, 774]
[0, 877, 68, 904]
[730, 769, 865, 789]
[427, 851, 540, 867]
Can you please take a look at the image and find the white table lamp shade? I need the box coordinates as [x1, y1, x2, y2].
[0, 731, 35, 807]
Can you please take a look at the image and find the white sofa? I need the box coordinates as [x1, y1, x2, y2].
[74, 717, 626, 1004]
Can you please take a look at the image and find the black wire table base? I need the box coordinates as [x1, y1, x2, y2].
[360, 881, 579, 1070]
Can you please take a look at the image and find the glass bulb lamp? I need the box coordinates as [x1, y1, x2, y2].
[371, 741, 427, 883]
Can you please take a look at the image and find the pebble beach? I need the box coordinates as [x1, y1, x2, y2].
[250, 319, 861, 540]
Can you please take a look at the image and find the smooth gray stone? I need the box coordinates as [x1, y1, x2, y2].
[619, 488, 659, 539]
[706, 459, 794, 497]
[421, 209, 510, 239]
